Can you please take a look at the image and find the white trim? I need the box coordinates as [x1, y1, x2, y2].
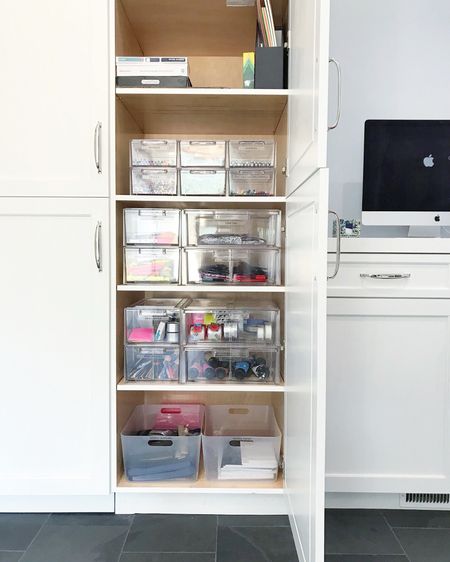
[328, 237, 450, 254]
[0, 494, 114, 513]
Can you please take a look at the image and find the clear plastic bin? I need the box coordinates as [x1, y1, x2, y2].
[125, 298, 184, 344]
[184, 248, 280, 285]
[229, 140, 276, 168]
[125, 345, 180, 382]
[185, 346, 279, 384]
[180, 169, 226, 196]
[184, 300, 280, 345]
[124, 247, 180, 284]
[202, 405, 281, 481]
[229, 169, 276, 197]
[180, 140, 226, 167]
[130, 139, 177, 167]
[124, 209, 180, 246]
[121, 404, 204, 481]
[130, 167, 177, 196]
[184, 209, 281, 247]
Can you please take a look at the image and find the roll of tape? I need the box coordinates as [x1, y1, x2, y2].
[256, 326, 265, 340]
[166, 322, 179, 333]
[166, 332, 179, 343]
[207, 323, 222, 341]
[224, 321, 238, 340]
[264, 324, 272, 341]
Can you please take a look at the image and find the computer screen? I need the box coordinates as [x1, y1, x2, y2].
[363, 120, 450, 213]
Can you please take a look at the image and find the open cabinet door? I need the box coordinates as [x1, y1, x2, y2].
[287, 0, 330, 194]
[285, 169, 329, 562]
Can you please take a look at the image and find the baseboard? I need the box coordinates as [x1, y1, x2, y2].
[0, 494, 114, 513]
[326, 492, 450, 510]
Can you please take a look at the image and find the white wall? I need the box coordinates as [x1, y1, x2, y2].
[328, 0, 450, 237]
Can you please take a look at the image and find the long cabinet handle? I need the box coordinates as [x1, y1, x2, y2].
[360, 273, 411, 280]
[328, 210, 341, 280]
[328, 58, 342, 130]
[94, 122, 102, 174]
[95, 221, 103, 272]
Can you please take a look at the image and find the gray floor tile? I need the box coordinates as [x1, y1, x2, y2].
[384, 509, 450, 529]
[0, 514, 48, 550]
[120, 554, 215, 562]
[123, 515, 216, 553]
[394, 528, 450, 562]
[217, 526, 298, 562]
[326, 510, 404, 555]
[20, 513, 131, 562]
[0, 553, 24, 562]
[325, 554, 408, 562]
[218, 515, 290, 527]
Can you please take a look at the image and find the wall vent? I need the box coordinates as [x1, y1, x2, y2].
[400, 493, 450, 508]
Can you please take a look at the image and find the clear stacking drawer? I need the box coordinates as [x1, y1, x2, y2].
[229, 140, 276, 168]
[202, 405, 281, 481]
[121, 404, 203, 481]
[125, 345, 180, 382]
[130, 167, 177, 196]
[180, 141, 226, 167]
[185, 346, 279, 384]
[180, 169, 226, 196]
[184, 300, 280, 345]
[130, 139, 177, 167]
[124, 247, 180, 284]
[184, 248, 280, 285]
[229, 169, 275, 197]
[125, 299, 184, 344]
[124, 209, 180, 246]
[184, 209, 281, 247]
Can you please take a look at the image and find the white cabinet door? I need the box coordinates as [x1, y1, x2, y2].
[0, 0, 109, 197]
[326, 298, 450, 494]
[285, 169, 328, 562]
[287, 0, 330, 193]
[0, 198, 110, 495]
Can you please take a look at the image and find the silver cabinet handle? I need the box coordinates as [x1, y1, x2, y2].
[328, 58, 342, 130]
[360, 273, 411, 280]
[94, 122, 102, 174]
[94, 221, 103, 272]
[328, 210, 341, 280]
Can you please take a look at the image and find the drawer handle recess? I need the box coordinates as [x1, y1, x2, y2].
[360, 273, 411, 279]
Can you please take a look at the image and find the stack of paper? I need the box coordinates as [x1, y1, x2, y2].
[116, 57, 191, 88]
[256, 0, 277, 47]
[218, 441, 278, 480]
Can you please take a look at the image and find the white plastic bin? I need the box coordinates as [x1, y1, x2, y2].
[130, 139, 177, 167]
[202, 405, 281, 481]
[121, 404, 204, 481]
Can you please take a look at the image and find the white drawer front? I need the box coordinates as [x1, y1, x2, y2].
[327, 254, 450, 297]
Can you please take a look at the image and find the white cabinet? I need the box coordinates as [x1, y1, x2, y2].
[0, 198, 110, 496]
[326, 297, 450, 495]
[0, 0, 109, 197]
[286, 169, 329, 562]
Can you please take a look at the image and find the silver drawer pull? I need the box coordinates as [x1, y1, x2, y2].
[360, 273, 411, 280]
[95, 221, 103, 272]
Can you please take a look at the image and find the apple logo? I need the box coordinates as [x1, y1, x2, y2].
[423, 154, 435, 168]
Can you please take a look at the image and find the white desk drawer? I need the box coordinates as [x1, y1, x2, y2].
[327, 254, 450, 297]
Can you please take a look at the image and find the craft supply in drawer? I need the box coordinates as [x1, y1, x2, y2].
[180, 169, 226, 196]
[130, 139, 177, 167]
[124, 247, 180, 284]
[130, 167, 177, 196]
[229, 140, 276, 167]
[184, 248, 280, 285]
[229, 169, 275, 197]
[184, 209, 281, 247]
[184, 300, 280, 345]
[185, 347, 279, 383]
[125, 298, 183, 344]
[125, 346, 180, 382]
[124, 208, 180, 246]
[180, 140, 226, 167]
[202, 404, 281, 481]
[121, 404, 204, 481]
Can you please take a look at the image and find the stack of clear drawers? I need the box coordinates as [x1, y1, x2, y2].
[130, 140, 178, 195]
[179, 140, 227, 196]
[228, 140, 276, 197]
[183, 209, 282, 286]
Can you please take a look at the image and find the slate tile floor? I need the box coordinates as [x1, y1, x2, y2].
[1, 509, 450, 561]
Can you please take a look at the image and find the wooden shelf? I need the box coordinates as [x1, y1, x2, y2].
[116, 90, 288, 135]
[117, 378, 285, 393]
[116, 469, 284, 494]
[116, 195, 286, 204]
[117, 284, 286, 293]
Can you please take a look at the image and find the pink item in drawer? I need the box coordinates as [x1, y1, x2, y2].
[128, 327, 154, 343]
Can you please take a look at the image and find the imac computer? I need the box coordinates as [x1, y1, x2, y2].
[362, 120, 450, 234]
